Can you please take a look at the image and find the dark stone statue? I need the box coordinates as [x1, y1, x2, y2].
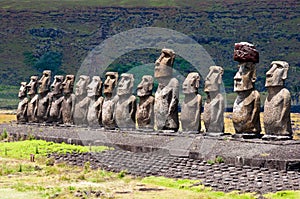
[263, 61, 293, 140]
[16, 82, 28, 124]
[26, 76, 39, 123]
[136, 75, 154, 130]
[154, 48, 179, 132]
[73, 75, 90, 125]
[180, 72, 202, 133]
[203, 66, 225, 135]
[102, 72, 118, 129]
[232, 42, 261, 138]
[61, 75, 75, 125]
[115, 73, 137, 129]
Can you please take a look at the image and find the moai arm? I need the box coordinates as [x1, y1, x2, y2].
[191, 95, 202, 128]
[129, 96, 137, 124]
[71, 94, 76, 122]
[211, 94, 224, 126]
[168, 79, 179, 116]
[250, 91, 260, 130]
[278, 89, 291, 127]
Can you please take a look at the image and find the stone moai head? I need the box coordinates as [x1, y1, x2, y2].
[27, 76, 39, 96]
[182, 72, 200, 94]
[204, 66, 224, 92]
[233, 42, 259, 92]
[75, 75, 90, 97]
[51, 75, 64, 95]
[103, 72, 119, 96]
[117, 73, 134, 96]
[62, 75, 75, 95]
[265, 61, 289, 87]
[87, 76, 102, 98]
[137, 75, 154, 97]
[18, 82, 27, 98]
[154, 48, 175, 78]
[38, 70, 52, 94]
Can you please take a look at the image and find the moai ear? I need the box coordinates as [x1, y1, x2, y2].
[282, 65, 289, 80]
[218, 68, 224, 84]
[251, 68, 257, 83]
[194, 75, 201, 89]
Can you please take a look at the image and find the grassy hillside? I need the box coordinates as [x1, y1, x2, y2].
[0, 0, 299, 108]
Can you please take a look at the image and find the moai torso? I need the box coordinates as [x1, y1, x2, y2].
[115, 73, 136, 129]
[26, 76, 39, 123]
[61, 75, 75, 125]
[263, 61, 292, 139]
[73, 75, 90, 125]
[180, 72, 202, 132]
[101, 72, 119, 129]
[48, 75, 64, 123]
[203, 66, 225, 133]
[232, 42, 261, 138]
[16, 82, 28, 123]
[154, 48, 179, 132]
[87, 97, 103, 127]
[136, 75, 154, 129]
[36, 70, 51, 123]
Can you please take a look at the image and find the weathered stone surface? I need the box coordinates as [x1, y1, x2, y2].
[47, 75, 64, 123]
[61, 75, 75, 124]
[203, 66, 224, 134]
[234, 42, 259, 63]
[181, 72, 202, 132]
[154, 48, 179, 132]
[73, 75, 90, 125]
[263, 61, 292, 140]
[232, 42, 261, 138]
[102, 72, 118, 129]
[115, 73, 136, 129]
[16, 82, 28, 124]
[86, 76, 103, 127]
[136, 75, 154, 130]
[26, 76, 39, 123]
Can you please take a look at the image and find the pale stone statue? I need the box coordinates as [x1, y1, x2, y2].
[26, 76, 39, 123]
[102, 72, 119, 129]
[154, 48, 179, 132]
[86, 76, 103, 127]
[36, 70, 52, 123]
[47, 75, 64, 124]
[232, 42, 261, 138]
[61, 75, 75, 125]
[16, 82, 28, 124]
[180, 72, 202, 133]
[136, 75, 154, 130]
[73, 75, 90, 125]
[203, 66, 225, 135]
[115, 73, 137, 129]
[263, 61, 293, 140]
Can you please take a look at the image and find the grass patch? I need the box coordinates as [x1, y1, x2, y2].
[264, 191, 300, 199]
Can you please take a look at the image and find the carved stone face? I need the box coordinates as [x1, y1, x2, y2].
[18, 82, 27, 98]
[182, 72, 200, 94]
[117, 73, 134, 96]
[87, 76, 102, 98]
[75, 75, 90, 97]
[51, 75, 64, 95]
[154, 48, 175, 78]
[27, 76, 38, 95]
[38, 70, 51, 94]
[137, 75, 153, 97]
[103, 72, 118, 95]
[62, 75, 75, 95]
[234, 62, 256, 92]
[265, 61, 289, 87]
[204, 66, 224, 92]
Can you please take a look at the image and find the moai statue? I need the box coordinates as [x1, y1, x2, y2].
[232, 42, 261, 138]
[73, 75, 90, 126]
[102, 72, 119, 129]
[180, 72, 202, 133]
[263, 61, 293, 140]
[136, 75, 155, 130]
[47, 75, 64, 124]
[154, 48, 179, 132]
[26, 76, 39, 123]
[203, 66, 225, 135]
[61, 75, 75, 125]
[86, 76, 103, 127]
[115, 73, 137, 130]
[16, 82, 28, 124]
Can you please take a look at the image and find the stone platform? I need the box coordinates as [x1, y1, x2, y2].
[1, 123, 300, 171]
